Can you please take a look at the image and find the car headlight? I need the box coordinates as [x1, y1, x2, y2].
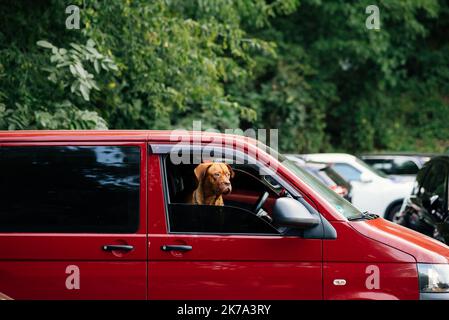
[418, 264, 449, 293]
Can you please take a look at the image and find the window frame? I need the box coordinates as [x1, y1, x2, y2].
[156, 145, 300, 236]
[0, 142, 146, 234]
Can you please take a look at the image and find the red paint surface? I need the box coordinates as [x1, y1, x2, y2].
[324, 263, 418, 300]
[350, 218, 449, 264]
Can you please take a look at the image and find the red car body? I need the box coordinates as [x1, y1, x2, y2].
[0, 130, 449, 300]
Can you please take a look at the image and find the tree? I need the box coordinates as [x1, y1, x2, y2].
[1, 0, 448, 153]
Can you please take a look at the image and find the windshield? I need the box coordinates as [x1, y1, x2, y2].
[281, 159, 362, 219]
[260, 145, 362, 219]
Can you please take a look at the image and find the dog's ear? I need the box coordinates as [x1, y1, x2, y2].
[226, 164, 235, 178]
[194, 163, 213, 183]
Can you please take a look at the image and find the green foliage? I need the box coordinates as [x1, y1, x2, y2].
[78, 0, 282, 130]
[37, 39, 118, 101]
[0, 1, 109, 130]
[269, 0, 449, 152]
[0, 0, 448, 152]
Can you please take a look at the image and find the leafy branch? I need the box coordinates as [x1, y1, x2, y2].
[37, 39, 118, 101]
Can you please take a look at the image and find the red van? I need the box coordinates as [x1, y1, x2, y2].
[0, 130, 449, 300]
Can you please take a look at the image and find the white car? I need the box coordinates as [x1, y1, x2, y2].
[298, 153, 414, 220]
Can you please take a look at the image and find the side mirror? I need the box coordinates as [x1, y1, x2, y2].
[272, 197, 320, 229]
[359, 172, 373, 183]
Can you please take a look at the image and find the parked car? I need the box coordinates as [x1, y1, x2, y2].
[398, 156, 449, 244]
[286, 155, 352, 202]
[360, 153, 435, 181]
[1, 131, 449, 300]
[299, 153, 414, 221]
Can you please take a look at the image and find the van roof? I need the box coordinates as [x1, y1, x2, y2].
[0, 130, 260, 145]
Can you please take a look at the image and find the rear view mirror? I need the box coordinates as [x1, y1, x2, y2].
[272, 197, 320, 229]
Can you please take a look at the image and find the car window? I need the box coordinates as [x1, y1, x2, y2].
[324, 167, 350, 189]
[282, 160, 361, 219]
[303, 167, 330, 186]
[364, 159, 394, 174]
[393, 159, 420, 175]
[0, 146, 140, 233]
[316, 170, 337, 186]
[367, 158, 420, 175]
[163, 156, 280, 235]
[168, 204, 278, 234]
[355, 158, 388, 178]
[332, 163, 362, 181]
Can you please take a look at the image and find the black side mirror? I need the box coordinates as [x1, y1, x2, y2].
[272, 197, 320, 229]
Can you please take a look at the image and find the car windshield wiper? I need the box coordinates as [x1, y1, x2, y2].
[348, 211, 379, 221]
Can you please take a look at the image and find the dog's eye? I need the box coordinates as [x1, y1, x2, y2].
[214, 173, 220, 177]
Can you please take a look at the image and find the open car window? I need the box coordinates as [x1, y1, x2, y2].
[162, 155, 283, 235]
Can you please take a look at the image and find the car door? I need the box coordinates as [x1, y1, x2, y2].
[0, 143, 147, 299]
[147, 151, 323, 300]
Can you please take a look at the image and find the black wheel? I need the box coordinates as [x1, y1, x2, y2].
[386, 203, 403, 223]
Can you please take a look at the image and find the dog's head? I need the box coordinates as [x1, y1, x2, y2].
[194, 162, 234, 195]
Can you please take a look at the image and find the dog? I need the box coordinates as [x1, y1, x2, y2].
[188, 162, 234, 206]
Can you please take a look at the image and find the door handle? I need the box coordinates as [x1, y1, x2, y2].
[161, 245, 192, 252]
[102, 244, 134, 252]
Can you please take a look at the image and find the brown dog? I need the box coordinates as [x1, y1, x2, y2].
[188, 162, 234, 206]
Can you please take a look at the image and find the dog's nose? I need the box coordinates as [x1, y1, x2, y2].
[224, 181, 231, 186]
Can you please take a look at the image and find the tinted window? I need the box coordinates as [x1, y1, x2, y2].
[413, 165, 429, 196]
[332, 163, 361, 181]
[365, 158, 420, 175]
[420, 161, 447, 203]
[364, 159, 393, 173]
[0, 146, 140, 233]
[168, 204, 279, 234]
[393, 159, 419, 175]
